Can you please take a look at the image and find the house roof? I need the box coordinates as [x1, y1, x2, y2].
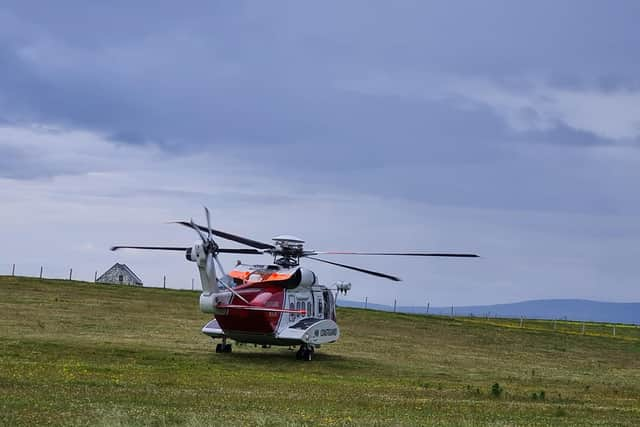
[97, 263, 143, 285]
[118, 263, 143, 285]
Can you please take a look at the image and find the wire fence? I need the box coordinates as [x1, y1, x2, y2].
[462, 315, 640, 340]
[1, 262, 194, 291]
[4, 262, 639, 338]
[352, 296, 640, 338]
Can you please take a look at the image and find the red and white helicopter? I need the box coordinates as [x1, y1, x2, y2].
[111, 208, 478, 361]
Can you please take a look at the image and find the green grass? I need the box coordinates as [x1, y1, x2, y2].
[1, 275, 639, 426]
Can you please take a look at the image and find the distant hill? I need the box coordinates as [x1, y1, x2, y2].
[338, 298, 640, 325]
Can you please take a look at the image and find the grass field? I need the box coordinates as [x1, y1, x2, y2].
[1, 275, 639, 426]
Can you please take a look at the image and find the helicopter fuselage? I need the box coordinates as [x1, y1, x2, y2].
[201, 263, 340, 348]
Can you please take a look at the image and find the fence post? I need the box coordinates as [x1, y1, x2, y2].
[94, 271, 98, 282]
[192, 278, 194, 291]
[613, 325, 616, 337]
[426, 301, 430, 314]
[553, 319, 557, 331]
[581, 322, 585, 335]
[451, 305, 454, 318]
[163, 275, 166, 289]
[393, 299, 397, 313]
[364, 296, 368, 309]
[520, 317, 524, 328]
[69, 268, 72, 281]
[39, 266, 43, 279]
[11, 264, 15, 276]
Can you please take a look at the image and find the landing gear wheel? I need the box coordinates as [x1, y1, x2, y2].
[216, 340, 232, 354]
[296, 345, 313, 361]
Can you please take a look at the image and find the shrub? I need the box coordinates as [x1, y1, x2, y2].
[554, 407, 567, 417]
[491, 383, 503, 398]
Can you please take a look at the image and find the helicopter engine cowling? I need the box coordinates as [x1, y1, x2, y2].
[297, 267, 317, 289]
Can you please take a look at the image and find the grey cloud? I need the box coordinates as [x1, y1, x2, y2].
[0, 1, 639, 216]
[1, 1, 639, 144]
[2, 1, 640, 307]
[0, 145, 51, 179]
[524, 124, 613, 147]
[0, 145, 86, 180]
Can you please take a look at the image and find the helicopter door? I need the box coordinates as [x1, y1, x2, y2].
[312, 290, 324, 319]
[287, 294, 297, 323]
[322, 289, 335, 320]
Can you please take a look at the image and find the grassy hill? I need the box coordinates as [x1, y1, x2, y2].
[1, 276, 639, 426]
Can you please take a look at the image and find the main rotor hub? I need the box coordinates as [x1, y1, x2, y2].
[272, 235, 305, 247]
[272, 235, 305, 267]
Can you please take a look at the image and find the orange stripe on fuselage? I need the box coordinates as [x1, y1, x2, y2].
[229, 269, 295, 287]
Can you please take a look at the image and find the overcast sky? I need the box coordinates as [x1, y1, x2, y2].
[1, 1, 639, 307]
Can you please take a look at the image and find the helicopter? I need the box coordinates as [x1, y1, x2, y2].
[111, 207, 478, 361]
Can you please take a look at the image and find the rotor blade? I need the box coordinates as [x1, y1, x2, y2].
[217, 248, 264, 255]
[172, 221, 275, 250]
[111, 246, 188, 251]
[217, 304, 306, 314]
[306, 256, 401, 282]
[110, 246, 262, 255]
[312, 251, 479, 257]
[204, 206, 213, 242]
[190, 218, 207, 243]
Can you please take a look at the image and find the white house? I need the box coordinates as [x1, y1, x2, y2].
[96, 263, 143, 286]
